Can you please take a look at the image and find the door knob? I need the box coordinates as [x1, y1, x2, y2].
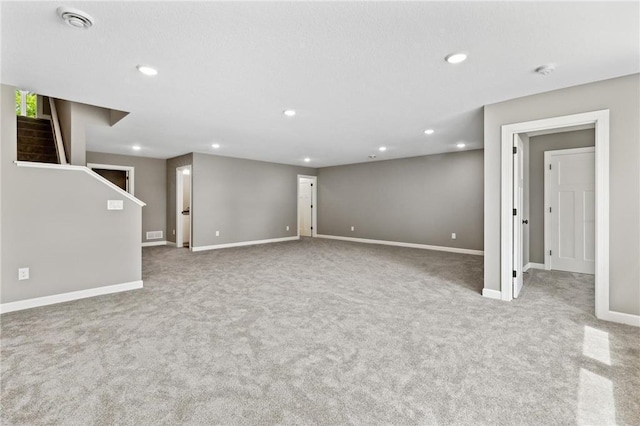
[522, 219, 529, 224]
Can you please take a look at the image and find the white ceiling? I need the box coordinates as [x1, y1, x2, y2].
[2, 1, 638, 167]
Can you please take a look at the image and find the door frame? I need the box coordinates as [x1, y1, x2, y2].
[176, 165, 192, 250]
[544, 146, 596, 271]
[297, 175, 317, 238]
[500, 109, 609, 320]
[87, 163, 134, 195]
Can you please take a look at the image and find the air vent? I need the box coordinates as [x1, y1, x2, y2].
[57, 7, 95, 29]
[146, 231, 163, 240]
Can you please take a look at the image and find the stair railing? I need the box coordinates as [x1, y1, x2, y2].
[48, 98, 68, 164]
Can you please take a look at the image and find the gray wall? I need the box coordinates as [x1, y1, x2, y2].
[191, 153, 316, 247]
[317, 150, 484, 251]
[166, 153, 193, 244]
[87, 151, 167, 244]
[484, 74, 639, 316]
[1, 85, 142, 304]
[528, 129, 595, 264]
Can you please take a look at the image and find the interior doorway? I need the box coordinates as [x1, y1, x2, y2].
[88, 163, 134, 195]
[500, 109, 610, 321]
[176, 165, 192, 249]
[297, 175, 317, 238]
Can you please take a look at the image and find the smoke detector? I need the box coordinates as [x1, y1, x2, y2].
[535, 64, 556, 76]
[57, 7, 94, 29]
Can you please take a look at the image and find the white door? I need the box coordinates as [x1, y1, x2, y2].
[298, 179, 313, 237]
[512, 134, 524, 298]
[546, 147, 595, 274]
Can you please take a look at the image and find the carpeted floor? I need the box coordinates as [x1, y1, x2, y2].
[1, 238, 638, 425]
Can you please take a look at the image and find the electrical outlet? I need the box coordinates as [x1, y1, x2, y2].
[216, 230, 220, 237]
[286, 225, 290, 231]
[451, 233, 456, 240]
[18, 267, 29, 280]
[351, 226, 355, 231]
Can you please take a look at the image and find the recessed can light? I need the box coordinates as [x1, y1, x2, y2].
[457, 143, 466, 148]
[445, 53, 468, 64]
[132, 145, 141, 151]
[211, 143, 220, 149]
[304, 157, 311, 162]
[379, 146, 387, 152]
[136, 65, 158, 76]
[424, 129, 435, 135]
[283, 110, 296, 117]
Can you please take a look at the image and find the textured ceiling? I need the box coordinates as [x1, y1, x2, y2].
[2, 1, 638, 167]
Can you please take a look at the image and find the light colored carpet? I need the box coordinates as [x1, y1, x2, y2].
[1, 238, 638, 425]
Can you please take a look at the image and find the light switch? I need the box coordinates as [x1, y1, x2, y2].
[107, 200, 124, 210]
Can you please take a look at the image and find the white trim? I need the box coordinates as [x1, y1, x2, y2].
[523, 262, 545, 272]
[87, 163, 135, 196]
[482, 288, 502, 300]
[192, 236, 299, 252]
[599, 311, 640, 327]
[498, 110, 610, 319]
[176, 165, 192, 250]
[297, 175, 318, 238]
[142, 241, 168, 247]
[316, 234, 484, 255]
[14, 161, 145, 206]
[48, 97, 67, 164]
[0, 280, 143, 314]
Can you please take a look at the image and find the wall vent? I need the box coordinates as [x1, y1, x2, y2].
[146, 231, 163, 240]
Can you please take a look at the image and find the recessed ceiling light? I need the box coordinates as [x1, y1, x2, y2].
[211, 143, 220, 149]
[283, 110, 296, 117]
[304, 157, 311, 162]
[132, 145, 141, 151]
[379, 146, 387, 152]
[136, 65, 158, 76]
[457, 143, 466, 148]
[424, 129, 435, 135]
[445, 53, 468, 64]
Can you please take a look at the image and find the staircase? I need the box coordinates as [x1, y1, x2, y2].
[17, 116, 59, 163]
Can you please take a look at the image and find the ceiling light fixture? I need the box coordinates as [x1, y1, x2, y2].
[535, 64, 556, 76]
[57, 7, 94, 29]
[445, 52, 468, 64]
[304, 157, 311, 162]
[424, 129, 435, 135]
[136, 65, 158, 76]
[283, 110, 296, 117]
[379, 146, 387, 152]
[132, 145, 141, 151]
[211, 143, 220, 149]
[457, 143, 466, 148]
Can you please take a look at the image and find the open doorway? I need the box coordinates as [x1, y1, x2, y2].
[176, 165, 192, 249]
[297, 175, 317, 238]
[88, 163, 135, 195]
[500, 110, 611, 321]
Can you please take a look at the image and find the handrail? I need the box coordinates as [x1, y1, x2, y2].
[48, 98, 68, 164]
[14, 161, 146, 207]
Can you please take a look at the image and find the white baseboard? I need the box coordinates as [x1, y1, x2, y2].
[0, 280, 143, 314]
[599, 310, 640, 327]
[315, 234, 484, 256]
[524, 262, 545, 272]
[192, 236, 299, 252]
[142, 240, 168, 247]
[482, 288, 502, 300]
[166, 241, 177, 247]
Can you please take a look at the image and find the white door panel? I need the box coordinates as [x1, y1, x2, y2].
[547, 148, 595, 274]
[298, 179, 312, 237]
[512, 134, 524, 298]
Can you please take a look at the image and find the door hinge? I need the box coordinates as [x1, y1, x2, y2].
[311, 205, 313, 208]
[550, 250, 552, 256]
[513, 146, 517, 154]
[549, 207, 552, 213]
[311, 183, 313, 186]
[512, 270, 517, 278]
[549, 164, 552, 170]
[311, 226, 313, 230]
[513, 208, 517, 216]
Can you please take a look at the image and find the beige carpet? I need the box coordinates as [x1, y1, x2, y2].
[1, 238, 638, 425]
